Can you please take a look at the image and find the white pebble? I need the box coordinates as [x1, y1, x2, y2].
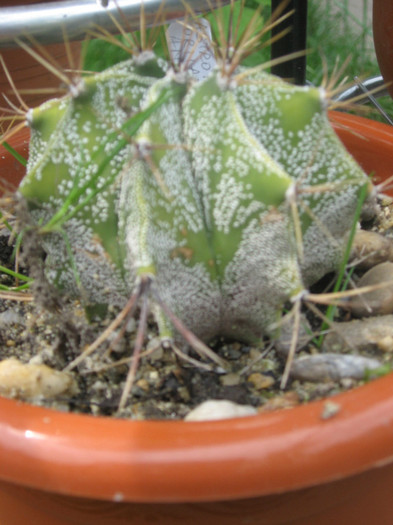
[185, 399, 257, 421]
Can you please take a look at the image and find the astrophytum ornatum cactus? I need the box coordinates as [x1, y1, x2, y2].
[18, 37, 370, 349]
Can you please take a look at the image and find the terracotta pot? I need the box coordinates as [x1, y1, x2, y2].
[0, 1, 82, 110]
[0, 113, 393, 525]
[373, 0, 393, 99]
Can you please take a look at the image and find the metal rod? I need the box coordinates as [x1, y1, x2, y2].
[0, 0, 227, 48]
[335, 75, 392, 125]
[353, 76, 393, 125]
[335, 75, 389, 102]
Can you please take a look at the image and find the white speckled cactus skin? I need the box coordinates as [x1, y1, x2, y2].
[18, 33, 370, 346]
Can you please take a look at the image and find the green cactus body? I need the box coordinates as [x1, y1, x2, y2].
[20, 53, 167, 304]
[18, 44, 369, 345]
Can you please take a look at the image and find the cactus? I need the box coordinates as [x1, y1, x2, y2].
[8, 3, 371, 406]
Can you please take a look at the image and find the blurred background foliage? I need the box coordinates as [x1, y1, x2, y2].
[83, 0, 392, 121]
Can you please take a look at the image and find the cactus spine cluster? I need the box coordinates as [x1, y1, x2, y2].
[17, 8, 370, 354]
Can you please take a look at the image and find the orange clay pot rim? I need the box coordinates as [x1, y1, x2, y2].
[0, 112, 393, 505]
[330, 111, 393, 149]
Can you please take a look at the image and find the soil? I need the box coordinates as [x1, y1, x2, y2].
[0, 196, 393, 420]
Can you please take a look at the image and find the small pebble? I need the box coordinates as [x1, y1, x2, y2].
[220, 373, 241, 386]
[320, 401, 341, 420]
[146, 337, 164, 361]
[0, 357, 79, 400]
[290, 353, 382, 382]
[222, 345, 242, 359]
[274, 313, 311, 357]
[148, 370, 159, 381]
[377, 335, 393, 353]
[249, 348, 262, 361]
[340, 378, 356, 389]
[91, 379, 107, 392]
[135, 378, 150, 392]
[177, 386, 191, 402]
[185, 400, 257, 421]
[350, 230, 393, 270]
[323, 315, 393, 353]
[0, 309, 24, 327]
[247, 372, 274, 390]
[347, 262, 393, 317]
[361, 193, 378, 222]
[261, 392, 300, 411]
[125, 318, 136, 333]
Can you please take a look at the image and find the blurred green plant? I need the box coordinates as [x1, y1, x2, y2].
[83, 0, 393, 120]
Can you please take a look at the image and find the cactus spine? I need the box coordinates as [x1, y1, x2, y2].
[14, 6, 370, 390]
